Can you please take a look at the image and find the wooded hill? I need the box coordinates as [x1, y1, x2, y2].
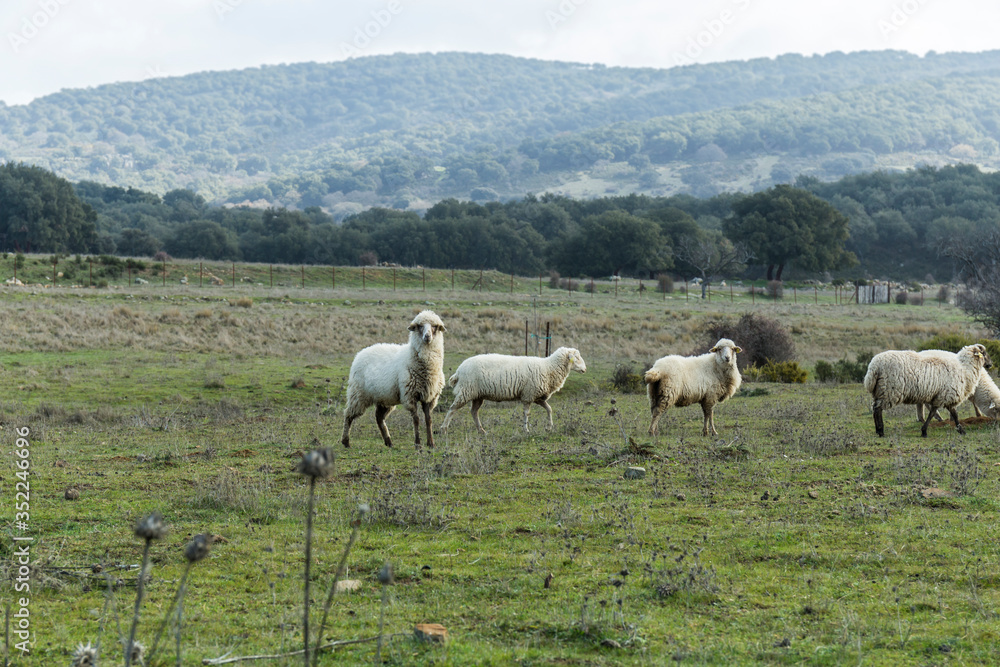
[3, 50, 1000, 212]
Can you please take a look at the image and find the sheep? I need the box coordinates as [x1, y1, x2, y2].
[645, 338, 742, 437]
[438, 347, 587, 435]
[864, 344, 988, 437]
[918, 366, 1000, 422]
[340, 310, 446, 449]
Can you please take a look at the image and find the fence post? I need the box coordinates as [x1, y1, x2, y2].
[52, 256, 57, 286]
[525, 320, 528, 356]
[480, 269, 484, 293]
[362, 267, 366, 291]
[510, 273, 514, 294]
[200, 262, 203, 288]
[89, 259, 92, 287]
[452, 268, 454, 290]
[332, 266, 335, 290]
[751, 285, 755, 305]
[539, 273, 542, 295]
[793, 286, 797, 303]
[423, 268, 425, 291]
[393, 268, 396, 291]
[269, 265, 272, 288]
[815, 285, 817, 304]
[730, 284, 733, 303]
[545, 322, 550, 357]
[301, 266, 304, 289]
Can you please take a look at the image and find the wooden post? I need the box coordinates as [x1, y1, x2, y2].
[794, 286, 797, 303]
[591, 278, 595, 297]
[615, 278, 618, 299]
[269, 264, 272, 288]
[539, 273, 542, 295]
[301, 266, 305, 289]
[451, 268, 455, 290]
[510, 273, 514, 294]
[639, 279, 643, 296]
[332, 266, 335, 290]
[545, 322, 550, 357]
[200, 262, 203, 288]
[480, 269, 484, 293]
[422, 268, 425, 291]
[815, 285, 817, 304]
[162, 260, 166, 286]
[52, 256, 57, 286]
[393, 267, 396, 291]
[707, 285, 710, 302]
[362, 267, 366, 291]
[730, 284, 733, 303]
[752, 285, 755, 304]
[525, 320, 528, 356]
[89, 259, 92, 287]
[232, 262, 235, 288]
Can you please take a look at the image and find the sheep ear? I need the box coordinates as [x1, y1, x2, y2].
[408, 323, 417, 331]
[710, 346, 719, 353]
[734, 346, 743, 353]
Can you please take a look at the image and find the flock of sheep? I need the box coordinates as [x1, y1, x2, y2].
[339, 310, 1000, 446]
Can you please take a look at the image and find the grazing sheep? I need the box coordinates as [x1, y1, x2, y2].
[864, 344, 988, 437]
[645, 338, 743, 437]
[341, 310, 446, 448]
[918, 366, 1000, 421]
[439, 347, 587, 434]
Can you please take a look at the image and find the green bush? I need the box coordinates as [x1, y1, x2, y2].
[815, 352, 872, 383]
[744, 360, 808, 383]
[919, 334, 1000, 365]
[609, 362, 646, 393]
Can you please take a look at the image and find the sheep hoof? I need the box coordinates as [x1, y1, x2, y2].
[956, 424, 966, 435]
[341, 437, 351, 448]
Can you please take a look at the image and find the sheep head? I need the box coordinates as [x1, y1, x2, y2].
[710, 338, 742, 366]
[408, 310, 446, 345]
[563, 347, 587, 373]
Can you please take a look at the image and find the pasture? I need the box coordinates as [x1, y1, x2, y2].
[1, 272, 999, 665]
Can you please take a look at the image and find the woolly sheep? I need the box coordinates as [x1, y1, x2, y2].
[340, 310, 446, 449]
[645, 338, 743, 437]
[864, 344, 988, 437]
[918, 366, 1000, 422]
[439, 347, 587, 435]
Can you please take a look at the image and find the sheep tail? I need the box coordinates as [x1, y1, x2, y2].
[644, 368, 661, 384]
[448, 372, 459, 387]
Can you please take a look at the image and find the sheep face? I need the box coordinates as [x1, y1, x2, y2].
[408, 311, 446, 345]
[710, 339, 742, 366]
[566, 348, 587, 373]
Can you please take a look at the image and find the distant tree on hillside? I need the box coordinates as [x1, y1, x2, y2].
[673, 230, 753, 298]
[944, 228, 1000, 334]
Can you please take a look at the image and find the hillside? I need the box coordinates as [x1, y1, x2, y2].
[3, 50, 1000, 211]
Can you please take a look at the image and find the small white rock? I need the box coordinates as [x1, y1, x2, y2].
[623, 466, 646, 480]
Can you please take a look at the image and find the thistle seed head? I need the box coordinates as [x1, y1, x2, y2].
[184, 533, 213, 563]
[71, 642, 98, 667]
[297, 447, 334, 479]
[134, 512, 165, 541]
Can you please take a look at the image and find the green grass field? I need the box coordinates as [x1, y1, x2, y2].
[1, 271, 998, 665]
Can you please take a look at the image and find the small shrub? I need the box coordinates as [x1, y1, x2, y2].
[744, 360, 808, 383]
[548, 270, 561, 289]
[152, 251, 172, 262]
[609, 362, 645, 394]
[230, 297, 253, 308]
[816, 353, 872, 383]
[895, 291, 909, 305]
[358, 250, 378, 266]
[705, 312, 795, 370]
[937, 284, 951, 304]
[657, 273, 674, 294]
[558, 277, 579, 292]
[766, 280, 783, 299]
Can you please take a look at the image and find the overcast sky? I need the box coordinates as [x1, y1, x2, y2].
[2, 0, 998, 106]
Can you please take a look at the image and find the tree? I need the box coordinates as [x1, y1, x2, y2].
[550, 211, 670, 277]
[0, 163, 98, 252]
[723, 184, 856, 280]
[674, 230, 753, 298]
[944, 228, 1000, 335]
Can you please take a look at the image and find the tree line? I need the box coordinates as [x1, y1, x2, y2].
[4, 162, 1000, 283]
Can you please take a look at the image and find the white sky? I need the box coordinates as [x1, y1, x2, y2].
[1, 0, 998, 106]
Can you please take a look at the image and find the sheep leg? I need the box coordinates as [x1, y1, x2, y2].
[873, 404, 885, 437]
[439, 399, 466, 432]
[701, 402, 717, 437]
[536, 397, 554, 430]
[973, 402, 983, 418]
[648, 405, 664, 437]
[949, 407, 966, 435]
[411, 409, 421, 446]
[341, 415, 356, 448]
[919, 406, 936, 437]
[375, 404, 394, 448]
[521, 402, 532, 432]
[470, 399, 487, 435]
[422, 401, 435, 448]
